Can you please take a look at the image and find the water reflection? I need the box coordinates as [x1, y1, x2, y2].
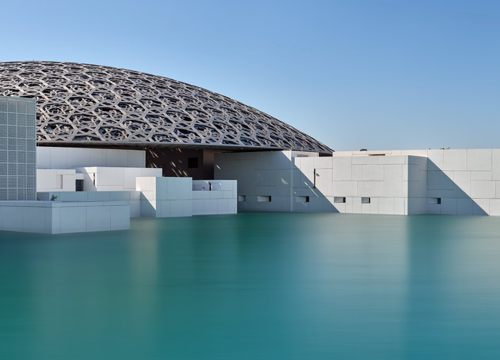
[1, 213, 500, 359]
[405, 215, 500, 359]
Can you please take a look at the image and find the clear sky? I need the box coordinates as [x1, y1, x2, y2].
[1, 0, 499, 151]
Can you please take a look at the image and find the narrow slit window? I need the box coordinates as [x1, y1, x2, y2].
[334, 197, 346, 203]
[257, 195, 271, 202]
[296, 196, 310, 203]
[361, 197, 371, 204]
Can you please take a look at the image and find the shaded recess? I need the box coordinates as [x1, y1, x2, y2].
[0, 61, 332, 154]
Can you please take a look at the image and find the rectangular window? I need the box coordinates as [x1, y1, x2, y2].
[296, 196, 310, 203]
[257, 195, 271, 202]
[334, 197, 346, 203]
[361, 197, 371, 204]
[429, 198, 441, 204]
[188, 157, 199, 168]
[238, 195, 246, 202]
[76, 179, 84, 192]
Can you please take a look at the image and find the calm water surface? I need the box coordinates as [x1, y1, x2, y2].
[1, 212, 500, 359]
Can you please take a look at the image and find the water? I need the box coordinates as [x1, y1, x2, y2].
[1, 212, 500, 359]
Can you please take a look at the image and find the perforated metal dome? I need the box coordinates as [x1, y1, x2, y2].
[0, 61, 332, 153]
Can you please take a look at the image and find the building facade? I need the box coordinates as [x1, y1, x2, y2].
[215, 149, 500, 216]
[0, 96, 37, 201]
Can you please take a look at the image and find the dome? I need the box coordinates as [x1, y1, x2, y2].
[0, 61, 332, 154]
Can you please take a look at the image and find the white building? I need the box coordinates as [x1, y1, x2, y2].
[214, 149, 500, 216]
[1, 62, 499, 234]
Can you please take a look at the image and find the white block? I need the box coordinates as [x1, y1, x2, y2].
[394, 198, 406, 215]
[357, 181, 384, 197]
[182, 200, 192, 216]
[314, 157, 333, 169]
[466, 149, 492, 171]
[60, 207, 87, 233]
[471, 181, 495, 199]
[193, 199, 204, 215]
[470, 171, 492, 181]
[332, 181, 357, 197]
[378, 197, 394, 215]
[204, 199, 218, 214]
[362, 165, 384, 181]
[86, 206, 111, 232]
[427, 150, 444, 170]
[97, 167, 124, 187]
[443, 150, 466, 171]
[36, 147, 51, 169]
[332, 157, 352, 180]
[492, 150, 500, 180]
[110, 205, 130, 230]
[217, 199, 228, 214]
[169, 200, 184, 217]
[489, 199, 500, 216]
[352, 156, 379, 165]
[377, 156, 406, 165]
[352, 165, 363, 180]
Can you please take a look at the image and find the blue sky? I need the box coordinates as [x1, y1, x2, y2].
[1, 0, 499, 151]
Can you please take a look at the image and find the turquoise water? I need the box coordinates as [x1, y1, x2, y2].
[1, 212, 500, 359]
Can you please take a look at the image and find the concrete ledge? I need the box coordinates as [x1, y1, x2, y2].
[0, 201, 130, 234]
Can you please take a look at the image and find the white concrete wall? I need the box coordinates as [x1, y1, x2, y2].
[76, 167, 162, 192]
[425, 149, 497, 215]
[192, 180, 237, 215]
[216, 149, 500, 216]
[37, 191, 142, 218]
[37, 169, 77, 192]
[37, 147, 146, 169]
[0, 200, 130, 234]
[136, 177, 193, 218]
[215, 150, 425, 215]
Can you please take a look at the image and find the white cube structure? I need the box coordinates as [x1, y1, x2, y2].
[192, 180, 237, 215]
[136, 177, 193, 218]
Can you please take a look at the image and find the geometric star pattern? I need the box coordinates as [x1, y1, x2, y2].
[0, 61, 332, 154]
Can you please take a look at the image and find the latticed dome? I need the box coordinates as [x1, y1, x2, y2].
[0, 61, 332, 153]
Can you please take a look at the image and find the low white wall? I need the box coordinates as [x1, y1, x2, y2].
[37, 147, 146, 169]
[37, 169, 77, 192]
[0, 201, 130, 234]
[37, 191, 142, 217]
[192, 180, 237, 215]
[76, 167, 162, 192]
[136, 177, 193, 218]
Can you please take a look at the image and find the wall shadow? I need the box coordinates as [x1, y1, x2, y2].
[426, 160, 487, 216]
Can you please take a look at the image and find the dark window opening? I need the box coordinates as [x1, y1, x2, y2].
[188, 157, 199, 169]
[76, 179, 84, 192]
